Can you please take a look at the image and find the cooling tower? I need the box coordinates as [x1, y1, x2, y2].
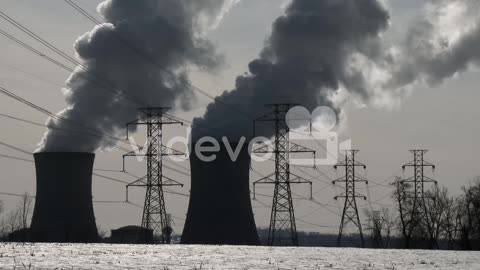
[30, 152, 99, 243]
[181, 142, 260, 245]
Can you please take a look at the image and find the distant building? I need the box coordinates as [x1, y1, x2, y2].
[109, 226, 153, 244]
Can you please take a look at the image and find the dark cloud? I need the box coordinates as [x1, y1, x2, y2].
[194, 0, 389, 140]
[38, 0, 229, 152]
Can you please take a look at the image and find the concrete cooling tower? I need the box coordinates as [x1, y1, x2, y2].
[30, 152, 99, 243]
[181, 142, 260, 245]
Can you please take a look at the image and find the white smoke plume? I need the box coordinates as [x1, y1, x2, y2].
[40, 0, 480, 150]
[194, 0, 390, 139]
[195, 0, 480, 139]
[38, 0, 239, 152]
[195, 0, 242, 33]
[387, 0, 480, 89]
[335, 0, 480, 109]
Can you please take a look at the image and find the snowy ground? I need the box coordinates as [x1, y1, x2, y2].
[0, 243, 478, 269]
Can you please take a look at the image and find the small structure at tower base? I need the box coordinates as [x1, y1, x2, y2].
[109, 226, 154, 244]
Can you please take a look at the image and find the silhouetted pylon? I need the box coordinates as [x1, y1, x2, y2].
[252, 104, 315, 246]
[333, 149, 368, 247]
[123, 107, 184, 244]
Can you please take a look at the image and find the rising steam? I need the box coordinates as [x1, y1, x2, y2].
[387, 0, 480, 89]
[38, 0, 240, 152]
[194, 0, 390, 139]
[195, 0, 480, 139]
[40, 0, 480, 150]
[326, 0, 480, 109]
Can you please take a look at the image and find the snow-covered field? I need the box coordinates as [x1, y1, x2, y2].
[0, 243, 478, 270]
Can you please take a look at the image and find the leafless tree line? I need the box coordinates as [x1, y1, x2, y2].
[1, 180, 479, 249]
[365, 176, 480, 250]
[0, 192, 33, 240]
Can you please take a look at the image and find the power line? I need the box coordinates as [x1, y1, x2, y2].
[163, 188, 190, 198]
[91, 168, 124, 173]
[0, 190, 138, 206]
[296, 218, 338, 229]
[63, 0, 254, 122]
[0, 85, 131, 152]
[0, 28, 141, 106]
[251, 104, 315, 247]
[0, 10, 254, 146]
[292, 165, 335, 185]
[0, 108, 348, 222]
[258, 151, 336, 185]
[332, 149, 368, 248]
[0, 151, 191, 198]
[0, 191, 34, 198]
[401, 149, 437, 242]
[252, 197, 270, 208]
[0, 90, 202, 184]
[0, 27, 229, 143]
[0, 153, 33, 163]
[0, 107, 193, 183]
[0, 146, 343, 232]
[0, 11, 147, 107]
[0, 141, 31, 155]
[123, 107, 184, 244]
[250, 166, 339, 209]
[93, 172, 129, 185]
[250, 158, 343, 231]
[295, 192, 342, 216]
[0, 29, 75, 73]
[297, 197, 339, 220]
[0, 62, 65, 88]
[0, 112, 50, 128]
[0, 111, 198, 168]
[2, 90, 350, 232]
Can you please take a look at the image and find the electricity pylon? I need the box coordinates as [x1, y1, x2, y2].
[123, 107, 184, 244]
[401, 150, 436, 240]
[252, 103, 315, 246]
[333, 149, 368, 247]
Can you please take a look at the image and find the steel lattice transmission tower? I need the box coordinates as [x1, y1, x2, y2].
[401, 150, 436, 235]
[252, 104, 315, 246]
[333, 149, 368, 248]
[123, 107, 184, 244]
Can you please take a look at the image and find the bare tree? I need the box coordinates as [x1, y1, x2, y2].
[457, 178, 480, 250]
[365, 207, 396, 248]
[391, 177, 419, 248]
[423, 186, 449, 249]
[365, 209, 383, 248]
[457, 188, 474, 250]
[0, 200, 4, 238]
[0, 194, 33, 241]
[470, 178, 480, 247]
[381, 207, 396, 248]
[4, 210, 20, 235]
[443, 197, 460, 249]
[17, 192, 33, 230]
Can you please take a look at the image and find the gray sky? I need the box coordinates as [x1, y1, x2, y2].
[0, 0, 479, 235]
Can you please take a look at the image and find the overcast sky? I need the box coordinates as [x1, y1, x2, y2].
[0, 0, 479, 235]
